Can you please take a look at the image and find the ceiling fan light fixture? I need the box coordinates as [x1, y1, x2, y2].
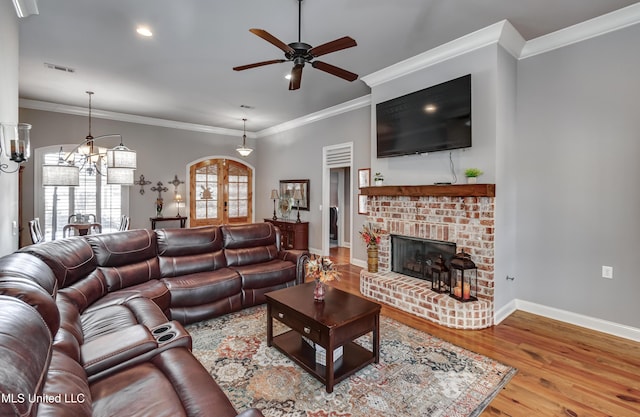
[233, 0, 358, 90]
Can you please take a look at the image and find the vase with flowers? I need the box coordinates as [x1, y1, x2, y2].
[360, 224, 381, 272]
[305, 256, 341, 302]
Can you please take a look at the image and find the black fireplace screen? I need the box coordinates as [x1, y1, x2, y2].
[391, 235, 456, 281]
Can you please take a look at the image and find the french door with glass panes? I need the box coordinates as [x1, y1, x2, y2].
[189, 158, 252, 226]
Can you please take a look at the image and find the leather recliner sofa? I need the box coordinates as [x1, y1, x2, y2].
[0, 222, 308, 417]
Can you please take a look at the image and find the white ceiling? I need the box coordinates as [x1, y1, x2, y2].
[17, 0, 639, 132]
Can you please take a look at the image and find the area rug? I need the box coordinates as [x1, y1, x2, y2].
[187, 306, 516, 417]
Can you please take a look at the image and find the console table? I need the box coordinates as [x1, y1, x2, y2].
[264, 218, 308, 251]
[150, 216, 187, 229]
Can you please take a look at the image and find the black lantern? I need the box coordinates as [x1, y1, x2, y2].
[429, 254, 450, 293]
[449, 250, 477, 302]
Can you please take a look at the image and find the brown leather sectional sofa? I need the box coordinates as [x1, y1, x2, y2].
[0, 222, 308, 417]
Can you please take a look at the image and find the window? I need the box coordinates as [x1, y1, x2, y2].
[35, 146, 129, 240]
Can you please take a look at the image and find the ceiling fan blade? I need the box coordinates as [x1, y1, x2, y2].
[288, 64, 304, 90]
[233, 59, 286, 71]
[249, 29, 295, 54]
[308, 36, 357, 57]
[311, 61, 358, 82]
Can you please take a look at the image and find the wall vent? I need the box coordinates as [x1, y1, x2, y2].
[44, 63, 75, 73]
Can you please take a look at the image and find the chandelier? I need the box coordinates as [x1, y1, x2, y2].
[42, 92, 137, 186]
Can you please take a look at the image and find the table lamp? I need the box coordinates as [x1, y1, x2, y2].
[270, 189, 279, 220]
[293, 189, 303, 223]
[174, 193, 184, 216]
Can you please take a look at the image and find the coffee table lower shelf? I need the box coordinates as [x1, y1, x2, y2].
[271, 330, 376, 392]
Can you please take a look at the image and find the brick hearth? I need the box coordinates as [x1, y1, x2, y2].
[359, 185, 495, 329]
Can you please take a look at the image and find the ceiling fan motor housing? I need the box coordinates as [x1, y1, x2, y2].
[286, 42, 313, 61]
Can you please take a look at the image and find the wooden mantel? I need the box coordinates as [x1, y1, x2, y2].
[360, 183, 495, 197]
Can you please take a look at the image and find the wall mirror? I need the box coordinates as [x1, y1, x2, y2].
[279, 179, 310, 211]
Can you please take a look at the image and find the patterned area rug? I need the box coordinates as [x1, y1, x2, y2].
[188, 306, 516, 417]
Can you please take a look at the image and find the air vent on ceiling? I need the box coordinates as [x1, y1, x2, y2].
[44, 63, 75, 73]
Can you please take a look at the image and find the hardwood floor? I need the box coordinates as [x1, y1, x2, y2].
[322, 247, 640, 417]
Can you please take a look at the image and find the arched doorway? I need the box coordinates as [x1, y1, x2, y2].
[189, 158, 253, 226]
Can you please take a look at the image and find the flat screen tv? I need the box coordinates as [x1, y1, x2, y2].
[376, 74, 471, 158]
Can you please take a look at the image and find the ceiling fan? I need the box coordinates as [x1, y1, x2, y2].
[233, 0, 358, 90]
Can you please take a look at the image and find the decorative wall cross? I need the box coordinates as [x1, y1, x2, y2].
[151, 181, 169, 200]
[134, 174, 152, 195]
[169, 174, 184, 193]
[151, 181, 170, 217]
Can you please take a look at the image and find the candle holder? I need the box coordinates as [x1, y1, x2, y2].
[449, 250, 477, 302]
[430, 254, 450, 293]
[0, 123, 31, 173]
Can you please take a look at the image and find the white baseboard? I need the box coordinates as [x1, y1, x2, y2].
[511, 299, 640, 342]
[494, 299, 518, 325]
[330, 262, 640, 342]
[351, 257, 366, 269]
[308, 247, 321, 256]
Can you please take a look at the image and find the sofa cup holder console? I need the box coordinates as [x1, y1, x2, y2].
[151, 321, 190, 348]
[153, 325, 172, 335]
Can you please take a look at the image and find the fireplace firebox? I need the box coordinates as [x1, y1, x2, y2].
[391, 235, 456, 290]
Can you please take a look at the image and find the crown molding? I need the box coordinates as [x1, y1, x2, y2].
[255, 95, 371, 138]
[19, 96, 371, 139]
[521, 2, 640, 59]
[19, 98, 251, 138]
[361, 4, 640, 86]
[362, 20, 523, 88]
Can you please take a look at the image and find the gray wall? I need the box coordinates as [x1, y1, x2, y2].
[18, 108, 257, 242]
[0, 4, 20, 257]
[515, 24, 640, 328]
[494, 46, 519, 311]
[254, 107, 370, 257]
[369, 45, 500, 185]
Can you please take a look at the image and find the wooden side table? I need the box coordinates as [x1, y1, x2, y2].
[150, 216, 187, 229]
[265, 282, 381, 393]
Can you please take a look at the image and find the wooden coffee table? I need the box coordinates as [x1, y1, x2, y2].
[265, 282, 381, 393]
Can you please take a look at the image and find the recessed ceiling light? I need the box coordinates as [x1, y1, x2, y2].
[285, 74, 292, 80]
[136, 26, 153, 37]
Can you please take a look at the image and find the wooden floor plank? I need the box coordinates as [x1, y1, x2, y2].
[325, 247, 640, 417]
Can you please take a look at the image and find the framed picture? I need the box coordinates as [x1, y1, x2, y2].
[280, 179, 310, 211]
[358, 168, 370, 188]
[358, 194, 368, 215]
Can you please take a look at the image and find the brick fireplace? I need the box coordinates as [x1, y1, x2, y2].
[359, 184, 495, 329]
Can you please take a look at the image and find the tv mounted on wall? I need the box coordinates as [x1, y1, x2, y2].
[376, 74, 471, 158]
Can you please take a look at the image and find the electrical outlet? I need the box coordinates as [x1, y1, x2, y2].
[602, 266, 613, 279]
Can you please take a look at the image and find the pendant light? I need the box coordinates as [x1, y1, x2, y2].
[236, 118, 253, 157]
